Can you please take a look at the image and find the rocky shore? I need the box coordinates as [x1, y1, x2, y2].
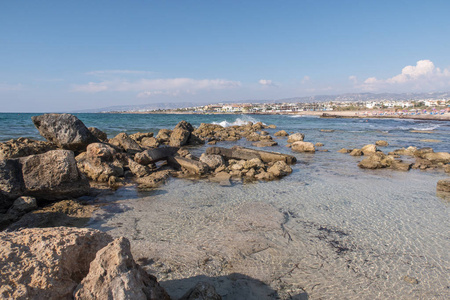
[0, 113, 449, 299]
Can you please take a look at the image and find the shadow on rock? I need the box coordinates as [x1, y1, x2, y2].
[161, 273, 308, 300]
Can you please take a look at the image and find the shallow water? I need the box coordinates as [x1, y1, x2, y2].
[2, 113, 449, 299]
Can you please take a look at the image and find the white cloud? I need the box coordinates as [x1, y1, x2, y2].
[72, 78, 241, 96]
[259, 79, 275, 86]
[360, 60, 450, 91]
[0, 83, 23, 92]
[86, 70, 154, 76]
[348, 75, 357, 84]
[301, 76, 310, 84]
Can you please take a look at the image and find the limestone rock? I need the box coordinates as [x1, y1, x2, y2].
[413, 147, 434, 158]
[129, 132, 154, 143]
[350, 149, 362, 156]
[246, 132, 261, 142]
[156, 129, 172, 144]
[169, 156, 208, 175]
[32, 113, 98, 152]
[140, 137, 160, 148]
[338, 148, 351, 153]
[243, 158, 264, 169]
[361, 144, 377, 155]
[252, 141, 278, 147]
[134, 147, 179, 165]
[180, 281, 222, 300]
[375, 140, 389, 146]
[74, 237, 170, 300]
[128, 158, 152, 178]
[77, 145, 124, 183]
[267, 161, 293, 177]
[136, 170, 171, 189]
[445, 164, 450, 173]
[0, 137, 56, 160]
[437, 179, 450, 193]
[315, 142, 324, 147]
[86, 142, 117, 162]
[200, 154, 226, 170]
[358, 153, 394, 169]
[109, 133, 142, 154]
[274, 130, 289, 137]
[291, 141, 315, 153]
[0, 227, 112, 300]
[209, 171, 232, 186]
[423, 152, 450, 164]
[287, 133, 305, 143]
[169, 128, 191, 147]
[88, 127, 108, 142]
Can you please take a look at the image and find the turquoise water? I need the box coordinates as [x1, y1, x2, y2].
[1, 113, 449, 299]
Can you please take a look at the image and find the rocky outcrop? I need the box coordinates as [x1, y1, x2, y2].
[267, 161, 293, 177]
[136, 170, 171, 189]
[128, 158, 153, 178]
[88, 127, 108, 142]
[0, 150, 90, 208]
[422, 152, 450, 164]
[287, 133, 305, 143]
[0, 196, 37, 229]
[0, 137, 56, 160]
[74, 237, 170, 300]
[361, 144, 377, 155]
[0, 227, 113, 300]
[169, 121, 194, 147]
[109, 133, 142, 154]
[32, 114, 98, 152]
[291, 141, 315, 153]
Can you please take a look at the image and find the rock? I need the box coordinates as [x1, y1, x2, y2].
[200, 154, 226, 170]
[88, 127, 107, 142]
[209, 171, 232, 186]
[179, 281, 222, 300]
[267, 124, 277, 129]
[134, 147, 179, 165]
[140, 137, 160, 148]
[358, 153, 394, 169]
[389, 147, 417, 156]
[136, 170, 171, 189]
[169, 128, 191, 147]
[445, 164, 450, 173]
[412, 158, 433, 170]
[86, 142, 117, 162]
[77, 145, 124, 183]
[230, 160, 245, 171]
[350, 149, 362, 156]
[320, 129, 335, 132]
[207, 146, 296, 164]
[129, 132, 154, 143]
[243, 158, 264, 169]
[423, 152, 450, 164]
[0, 196, 37, 229]
[315, 142, 324, 147]
[338, 148, 351, 153]
[287, 133, 305, 143]
[267, 161, 293, 177]
[260, 130, 270, 136]
[109, 133, 142, 154]
[252, 122, 265, 131]
[0, 137, 56, 160]
[128, 158, 152, 178]
[246, 132, 261, 142]
[361, 144, 377, 155]
[0, 150, 90, 202]
[252, 141, 278, 147]
[390, 161, 412, 171]
[0, 227, 112, 300]
[175, 120, 195, 132]
[375, 140, 389, 146]
[168, 156, 208, 175]
[420, 139, 441, 143]
[32, 113, 98, 152]
[413, 147, 434, 158]
[156, 129, 172, 144]
[274, 130, 289, 137]
[74, 237, 170, 300]
[437, 179, 450, 193]
[403, 275, 419, 285]
[291, 141, 315, 153]
[255, 170, 274, 181]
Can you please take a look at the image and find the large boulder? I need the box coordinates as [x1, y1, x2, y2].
[267, 161, 293, 177]
[361, 144, 378, 155]
[358, 153, 394, 169]
[74, 237, 170, 300]
[31, 114, 98, 152]
[109, 133, 142, 154]
[291, 141, 315, 153]
[0, 150, 90, 207]
[200, 154, 226, 170]
[88, 127, 107, 142]
[169, 121, 195, 147]
[0, 137, 56, 160]
[287, 133, 305, 143]
[0, 227, 113, 300]
[422, 152, 450, 164]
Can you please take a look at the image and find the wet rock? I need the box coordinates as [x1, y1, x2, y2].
[200, 154, 226, 170]
[0, 137, 56, 160]
[320, 129, 335, 132]
[32, 113, 98, 152]
[358, 153, 394, 169]
[390, 160, 412, 171]
[413, 147, 434, 158]
[209, 171, 231, 186]
[255, 170, 275, 181]
[88, 127, 107, 142]
[129, 132, 154, 143]
[252, 141, 278, 147]
[445, 164, 450, 173]
[267, 124, 277, 129]
[361, 144, 377, 155]
[179, 281, 222, 300]
[274, 130, 289, 137]
[338, 148, 351, 153]
[422, 152, 450, 164]
[350, 149, 362, 156]
[0, 150, 90, 202]
[375, 140, 389, 146]
[291, 141, 315, 153]
[437, 179, 450, 193]
[389, 147, 417, 156]
[74, 237, 170, 300]
[420, 139, 441, 143]
[315, 142, 324, 147]
[287, 133, 305, 143]
[109, 133, 142, 154]
[252, 122, 265, 131]
[246, 132, 261, 142]
[267, 161, 293, 177]
[243, 158, 264, 169]
[412, 158, 434, 170]
[0, 227, 112, 300]
[134, 147, 179, 165]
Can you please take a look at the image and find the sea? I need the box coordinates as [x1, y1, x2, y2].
[1, 113, 449, 299]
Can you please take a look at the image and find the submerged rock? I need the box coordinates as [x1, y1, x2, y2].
[32, 113, 98, 152]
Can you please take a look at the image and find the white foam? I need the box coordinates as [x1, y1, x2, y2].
[212, 116, 263, 127]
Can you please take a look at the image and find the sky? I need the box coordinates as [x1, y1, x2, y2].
[1, 0, 450, 112]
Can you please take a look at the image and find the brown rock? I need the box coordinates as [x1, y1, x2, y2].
[338, 148, 351, 153]
[77, 146, 124, 183]
[375, 140, 389, 146]
[179, 281, 222, 300]
[413, 147, 434, 158]
[287, 133, 305, 143]
[361, 144, 377, 155]
[109, 133, 142, 154]
[291, 141, 315, 153]
[274, 130, 289, 137]
[209, 171, 232, 186]
[156, 129, 172, 143]
[437, 179, 450, 192]
[423, 152, 450, 164]
[129, 132, 154, 143]
[252, 141, 278, 147]
[350, 149, 363, 156]
[128, 158, 152, 177]
[246, 132, 261, 142]
[267, 161, 293, 177]
[136, 170, 171, 189]
[140, 137, 160, 148]
[315, 142, 324, 147]
[0, 227, 112, 300]
[168, 156, 208, 175]
[88, 127, 107, 142]
[134, 147, 179, 165]
[200, 154, 226, 170]
[0, 137, 56, 160]
[74, 237, 170, 300]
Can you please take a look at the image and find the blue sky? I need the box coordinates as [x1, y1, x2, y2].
[1, 0, 450, 112]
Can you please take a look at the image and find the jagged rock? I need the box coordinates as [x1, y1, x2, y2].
[0, 137, 56, 160]
[168, 156, 208, 175]
[389, 147, 417, 156]
[86, 142, 117, 162]
[32, 113, 98, 152]
[375, 140, 389, 146]
[128, 158, 152, 178]
[0, 150, 90, 205]
[129, 132, 154, 143]
[412, 158, 434, 170]
[267, 124, 277, 129]
[134, 147, 179, 165]
[243, 158, 264, 169]
[74, 237, 170, 300]
[76, 145, 124, 183]
[252, 122, 265, 131]
[287, 133, 305, 143]
[179, 281, 222, 300]
[274, 130, 289, 137]
[422, 152, 450, 164]
[252, 141, 278, 147]
[136, 170, 171, 189]
[0, 196, 37, 229]
[267, 161, 293, 177]
[413, 147, 434, 158]
[358, 153, 394, 169]
[291, 141, 315, 153]
[350, 149, 363, 156]
[88, 127, 108, 142]
[109, 133, 142, 154]
[338, 148, 351, 153]
[255, 170, 275, 181]
[246, 132, 261, 142]
[207, 146, 296, 164]
[169, 127, 191, 147]
[140, 137, 160, 148]
[437, 179, 450, 192]
[0, 227, 112, 300]
[200, 154, 226, 170]
[390, 161, 412, 171]
[156, 129, 172, 144]
[361, 144, 377, 155]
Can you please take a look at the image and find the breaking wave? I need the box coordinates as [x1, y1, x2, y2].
[212, 116, 263, 127]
